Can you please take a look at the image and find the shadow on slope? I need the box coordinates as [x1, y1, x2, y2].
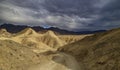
[60, 28, 120, 70]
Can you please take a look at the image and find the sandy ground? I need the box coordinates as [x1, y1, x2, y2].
[26, 53, 81, 70]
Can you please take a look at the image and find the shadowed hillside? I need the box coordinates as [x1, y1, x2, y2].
[58, 35, 90, 44]
[60, 28, 120, 70]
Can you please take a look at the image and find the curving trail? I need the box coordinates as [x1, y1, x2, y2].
[27, 53, 82, 70]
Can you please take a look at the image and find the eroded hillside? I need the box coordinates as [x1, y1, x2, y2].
[0, 29, 12, 37]
[0, 28, 90, 70]
[0, 40, 41, 70]
[1, 28, 120, 70]
[0, 28, 89, 53]
[60, 28, 120, 70]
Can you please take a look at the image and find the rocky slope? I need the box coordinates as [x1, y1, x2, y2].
[0, 29, 12, 37]
[60, 28, 120, 70]
[0, 28, 91, 70]
[58, 35, 90, 44]
[0, 28, 88, 53]
[0, 40, 82, 70]
[11, 28, 55, 53]
[0, 40, 40, 70]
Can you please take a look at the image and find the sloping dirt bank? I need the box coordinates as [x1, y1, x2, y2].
[26, 52, 82, 70]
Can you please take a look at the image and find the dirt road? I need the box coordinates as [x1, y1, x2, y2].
[27, 53, 82, 70]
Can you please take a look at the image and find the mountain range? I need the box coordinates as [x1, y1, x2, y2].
[0, 24, 106, 35]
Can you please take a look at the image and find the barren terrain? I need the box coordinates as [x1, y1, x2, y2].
[0, 28, 89, 70]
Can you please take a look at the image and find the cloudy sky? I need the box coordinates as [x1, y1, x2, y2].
[0, 0, 120, 31]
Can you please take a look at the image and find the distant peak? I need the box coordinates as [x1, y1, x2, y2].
[46, 30, 55, 35]
[17, 28, 38, 35]
[0, 28, 11, 37]
[23, 28, 35, 33]
[44, 30, 58, 37]
[0, 28, 7, 32]
[25, 28, 34, 31]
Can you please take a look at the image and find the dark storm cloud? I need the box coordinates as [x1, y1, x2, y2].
[42, 0, 97, 17]
[91, 0, 120, 30]
[100, 0, 120, 21]
[0, 0, 120, 31]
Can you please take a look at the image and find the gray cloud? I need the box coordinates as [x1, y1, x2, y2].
[0, 0, 120, 31]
